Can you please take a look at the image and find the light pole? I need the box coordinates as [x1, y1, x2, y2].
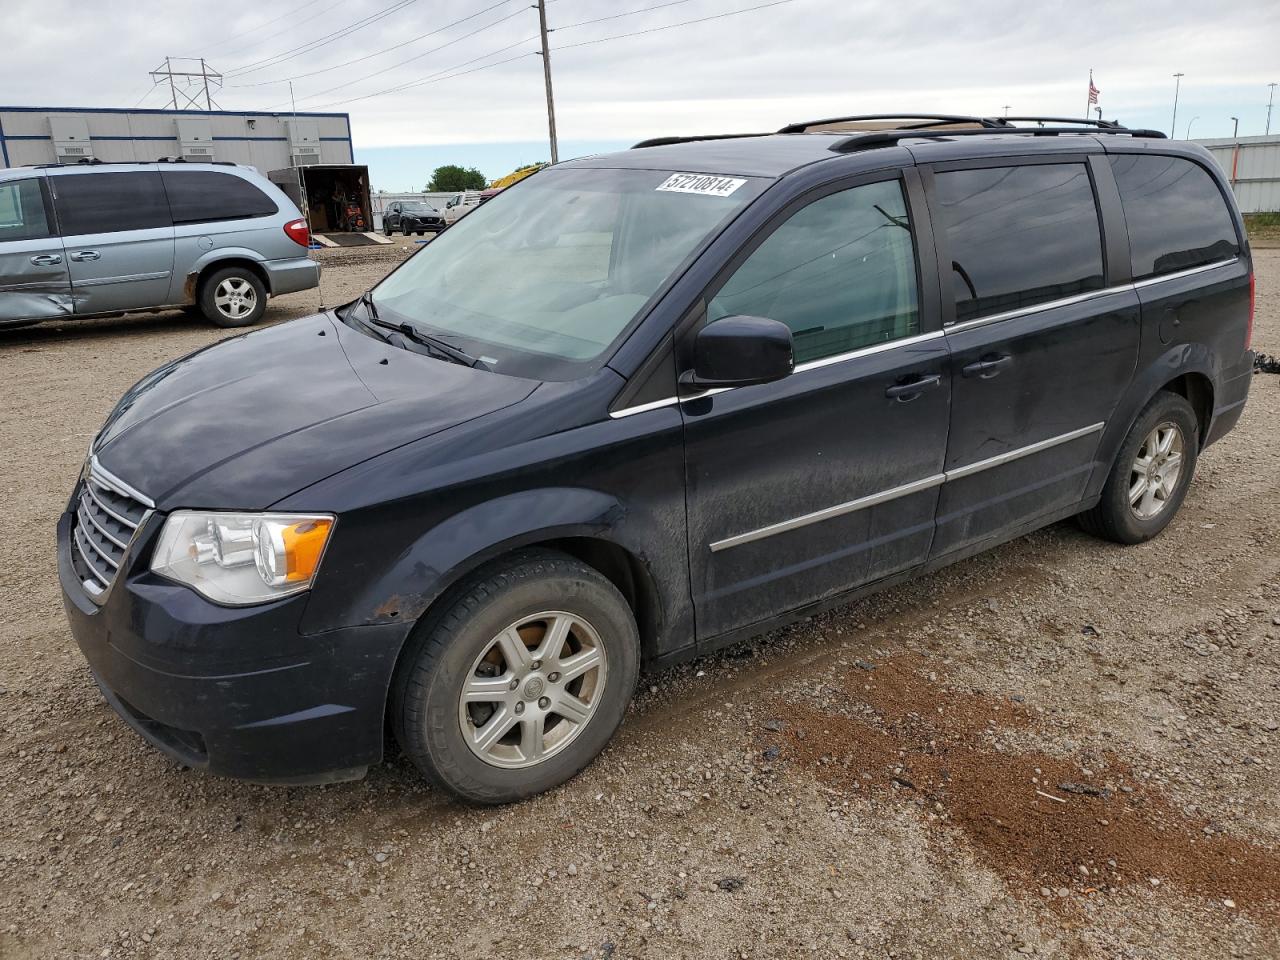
[1171, 72, 1184, 138]
[1268, 82, 1277, 136]
[1231, 116, 1239, 138]
[1185, 116, 1200, 139]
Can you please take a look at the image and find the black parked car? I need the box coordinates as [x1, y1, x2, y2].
[60, 114, 1255, 804]
[382, 200, 444, 235]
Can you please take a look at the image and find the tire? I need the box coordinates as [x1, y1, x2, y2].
[199, 267, 268, 328]
[391, 549, 640, 804]
[383, 222, 393, 237]
[1077, 390, 1200, 544]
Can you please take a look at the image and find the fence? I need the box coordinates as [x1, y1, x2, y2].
[1196, 135, 1280, 214]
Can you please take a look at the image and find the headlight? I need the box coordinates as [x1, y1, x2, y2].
[151, 511, 335, 605]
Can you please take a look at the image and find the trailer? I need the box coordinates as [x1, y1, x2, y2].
[269, 164, 373, 237]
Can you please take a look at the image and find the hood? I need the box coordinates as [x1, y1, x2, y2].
[94, 312, 538, 510]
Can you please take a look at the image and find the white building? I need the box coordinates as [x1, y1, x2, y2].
[0, 105, 353, 174]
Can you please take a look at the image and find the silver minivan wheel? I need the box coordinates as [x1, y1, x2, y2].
[199, 267, 267, 328]
[214, 277, 258, 321]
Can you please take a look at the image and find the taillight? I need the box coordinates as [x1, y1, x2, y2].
[284, 218, 310, 248]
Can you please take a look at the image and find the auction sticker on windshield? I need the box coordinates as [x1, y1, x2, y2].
[655, 173, 747, 197]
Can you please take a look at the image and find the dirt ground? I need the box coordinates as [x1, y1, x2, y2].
[1, 242, 1278, 960]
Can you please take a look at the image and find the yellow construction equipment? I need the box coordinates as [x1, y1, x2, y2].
[489, 162, 548, 190]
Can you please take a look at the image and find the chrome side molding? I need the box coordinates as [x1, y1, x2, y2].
[709, 421, 1106, 553]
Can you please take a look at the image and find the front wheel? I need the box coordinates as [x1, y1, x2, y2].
[1078, 390, 1199, 544]
[391, 550, 640, 804]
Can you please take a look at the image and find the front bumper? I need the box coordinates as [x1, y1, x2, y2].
[262, 256, 320, 297]
[58, 510, 409, 785]
[404, 218, 443, 231]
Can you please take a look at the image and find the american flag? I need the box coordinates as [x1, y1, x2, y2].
[1088, 75, 1100, 105]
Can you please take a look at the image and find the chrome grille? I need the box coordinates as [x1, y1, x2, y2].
[69, 459, 153, 599]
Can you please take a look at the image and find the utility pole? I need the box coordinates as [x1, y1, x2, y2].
[1171, 72, 1184, 139]
[1003, 105, 1010, 117]
[535, 0, 559, 164]
[1267, 82, 1277, 136]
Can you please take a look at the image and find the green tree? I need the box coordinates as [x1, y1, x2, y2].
[427, 165, 488, 192]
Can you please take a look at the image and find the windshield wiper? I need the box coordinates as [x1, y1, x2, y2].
[356, 292, 489, 370]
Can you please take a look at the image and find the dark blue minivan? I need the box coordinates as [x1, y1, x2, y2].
[59, 115, 1255, 803]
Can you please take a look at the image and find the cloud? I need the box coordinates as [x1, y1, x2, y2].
[3, 0, 1278, 149]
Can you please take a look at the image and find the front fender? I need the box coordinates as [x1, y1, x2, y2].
[299, 486, 683, 651]
[1085, 342, 1216, 498]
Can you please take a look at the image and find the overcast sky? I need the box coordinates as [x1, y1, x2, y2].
[4, 0, 1278, 188]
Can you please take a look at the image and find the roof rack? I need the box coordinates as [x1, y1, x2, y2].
[1000, 116, 1124, 129]
[778, 113, 1009, 134]
[632, 132, 770, 149]
[828, 124, 1167, 153]
[630, 114, 1165, 153]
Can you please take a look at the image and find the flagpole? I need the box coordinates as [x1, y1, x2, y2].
[1085, 68, 1092, 118]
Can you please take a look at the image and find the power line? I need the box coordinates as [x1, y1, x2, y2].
[200, 0, 334, 55]
[301, 0, 794, 110]
[308, 37, 539, 108]
[239, 0, 681, 92]
[555, 0, 797, 52]
[253, 6, 530, 108]
[225, 0, 423, 77]
[554, 0, 695, 32]
[231, 0, 518, 87]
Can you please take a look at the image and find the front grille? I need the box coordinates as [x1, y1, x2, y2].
[69, 460, 152, 599]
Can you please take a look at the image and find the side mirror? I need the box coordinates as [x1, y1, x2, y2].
[680, 315, 794, 390]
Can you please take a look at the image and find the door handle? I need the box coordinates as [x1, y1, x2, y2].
[70, 250, 101, 262]
[29, 254, 62, 266]
[961, 354, 1012, 379]
[885, 373, 942, 401]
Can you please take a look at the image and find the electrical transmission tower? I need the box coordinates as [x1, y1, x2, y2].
[149, 58, 224, 110]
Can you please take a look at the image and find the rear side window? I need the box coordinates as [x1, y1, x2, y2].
[0, 178, 52, 242]
[162, 171, 278, 224]
[1109, 154, 1238, 279]
[710, 179, 920, 364]
[934, 163, 1104, 323]
[53, 172, 170, 235]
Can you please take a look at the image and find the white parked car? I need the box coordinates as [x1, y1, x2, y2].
[442, 191, 482, 226]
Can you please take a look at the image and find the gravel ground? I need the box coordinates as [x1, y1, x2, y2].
[1, 244, 1278, 960]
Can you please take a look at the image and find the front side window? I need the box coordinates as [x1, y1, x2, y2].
[709, 179, 920, 364]
[53, 171, 170, 235]
[371, 167, 765, 380]
[1109, 154, 1239, 279]
[162, 171, 278, 225]
[935, 163, 1104, 323]
[0, 179, 52, 242]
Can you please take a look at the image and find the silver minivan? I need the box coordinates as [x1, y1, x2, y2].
[0, 161, 319, 329]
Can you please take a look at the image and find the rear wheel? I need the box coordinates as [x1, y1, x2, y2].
[1077, 390, 1199, 543]
[199, 267, 267, 328]
[392, 550, 639, 804]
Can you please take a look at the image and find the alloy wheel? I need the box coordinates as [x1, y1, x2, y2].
[1129, 421, 1185, 520]
[214, 277, 258, 320]
[457, 611, 607, 769]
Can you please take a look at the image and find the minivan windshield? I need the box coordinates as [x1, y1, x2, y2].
[370, 167, 765, 380]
